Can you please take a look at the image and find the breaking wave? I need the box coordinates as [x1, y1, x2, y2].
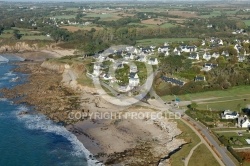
[16, 105, 103, 166]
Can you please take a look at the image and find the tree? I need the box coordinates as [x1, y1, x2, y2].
[13, 29, 22, 39]
[188, 102, 198, 110]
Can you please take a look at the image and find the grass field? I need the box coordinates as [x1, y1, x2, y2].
[162, 86, 250, 111]
[244, 20, 250, 27]
[21, 35, 52, 40]
[84, 13, 121, 21]
[200, 11, 221, 18]
[162, 86, 250, 101]
[136, 38, 198, 46]
[170, 120, 201, 166]
[197, 98, 250, 111]
[188, 144, 220, 166]
[128, 22, 156, 28]
[54, 15, 76, 19]
[160, 22, 176, 28]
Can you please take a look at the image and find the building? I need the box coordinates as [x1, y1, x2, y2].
[180, 45, 197, 53]
[203, 52, 212, 61]
[212, 52, 220, 59]
[161, 76, 185, 86]
[147, 57, 158, 65]
[201, 63, 218, 72]
[188, 52, 199, 60]
[129, 72, 140, 87]
[194, 75, 206, 82]
[238, 116, 250, 128]
[221, 110, 239, 119]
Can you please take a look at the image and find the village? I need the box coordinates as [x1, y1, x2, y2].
[88, 37, 250, 95]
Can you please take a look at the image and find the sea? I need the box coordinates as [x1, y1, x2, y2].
[0, 55, 101, 166]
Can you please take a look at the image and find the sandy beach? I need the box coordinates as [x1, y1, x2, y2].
[1, 51, 186, 165]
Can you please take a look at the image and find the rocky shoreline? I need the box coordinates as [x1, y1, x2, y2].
[1, 60, 186, 165]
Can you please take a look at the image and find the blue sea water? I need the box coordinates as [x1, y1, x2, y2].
[0, 56, 100, 166]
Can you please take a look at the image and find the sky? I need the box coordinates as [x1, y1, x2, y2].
[2, 0, 224, 1]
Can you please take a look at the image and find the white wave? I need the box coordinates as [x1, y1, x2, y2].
[16, 105, 103, 166]
[0, 98, 8, 102]
[4, 71, 16, 77]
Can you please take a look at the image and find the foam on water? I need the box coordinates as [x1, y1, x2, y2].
[16, 106, 103, 166]
[0, 98, 8, 102]
[4, 71, 16, 77]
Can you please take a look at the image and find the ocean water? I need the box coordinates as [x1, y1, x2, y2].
[0, 56, 101, 166]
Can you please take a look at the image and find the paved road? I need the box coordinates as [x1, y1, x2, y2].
[183, 115, 236, 166]
[150, 90, 236, 166]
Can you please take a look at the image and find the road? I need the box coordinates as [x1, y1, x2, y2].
[182, 114, 236, 166]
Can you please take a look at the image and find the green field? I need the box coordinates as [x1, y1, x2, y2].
[170, 120, 201, 166]
[136, 38, 198, 46]
[200, 11, 221, 18]
[160, 22, 176, 28]
[128, 22, 157, 28]
[188, 144, 220, 166]
[162, 86, 250, 101]
[197, 98, 250, 112]
[54, 15, 76, 19]
[244, 20, 250, 27]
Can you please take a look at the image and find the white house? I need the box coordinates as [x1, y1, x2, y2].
[201, 63, 218, 72]
[218, 39, 223, 46]
[221, 51, 229, 57]
[212, 52, 220, 59]
[180, 45, 197, 53]
[130, 65, 138, 73]
[188, 52, 199, 60]
[239, 116, 250, 128]
[158, 46, 170, 53]
[147, 57, 158, 65]
[203, 52, 212, 61]
[165, 51, 170, 56]
[173, 47, 181, 55]
[136, 55, 147, 62]
[129, 72, 140, 87]
[221, 110, 239, 119]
